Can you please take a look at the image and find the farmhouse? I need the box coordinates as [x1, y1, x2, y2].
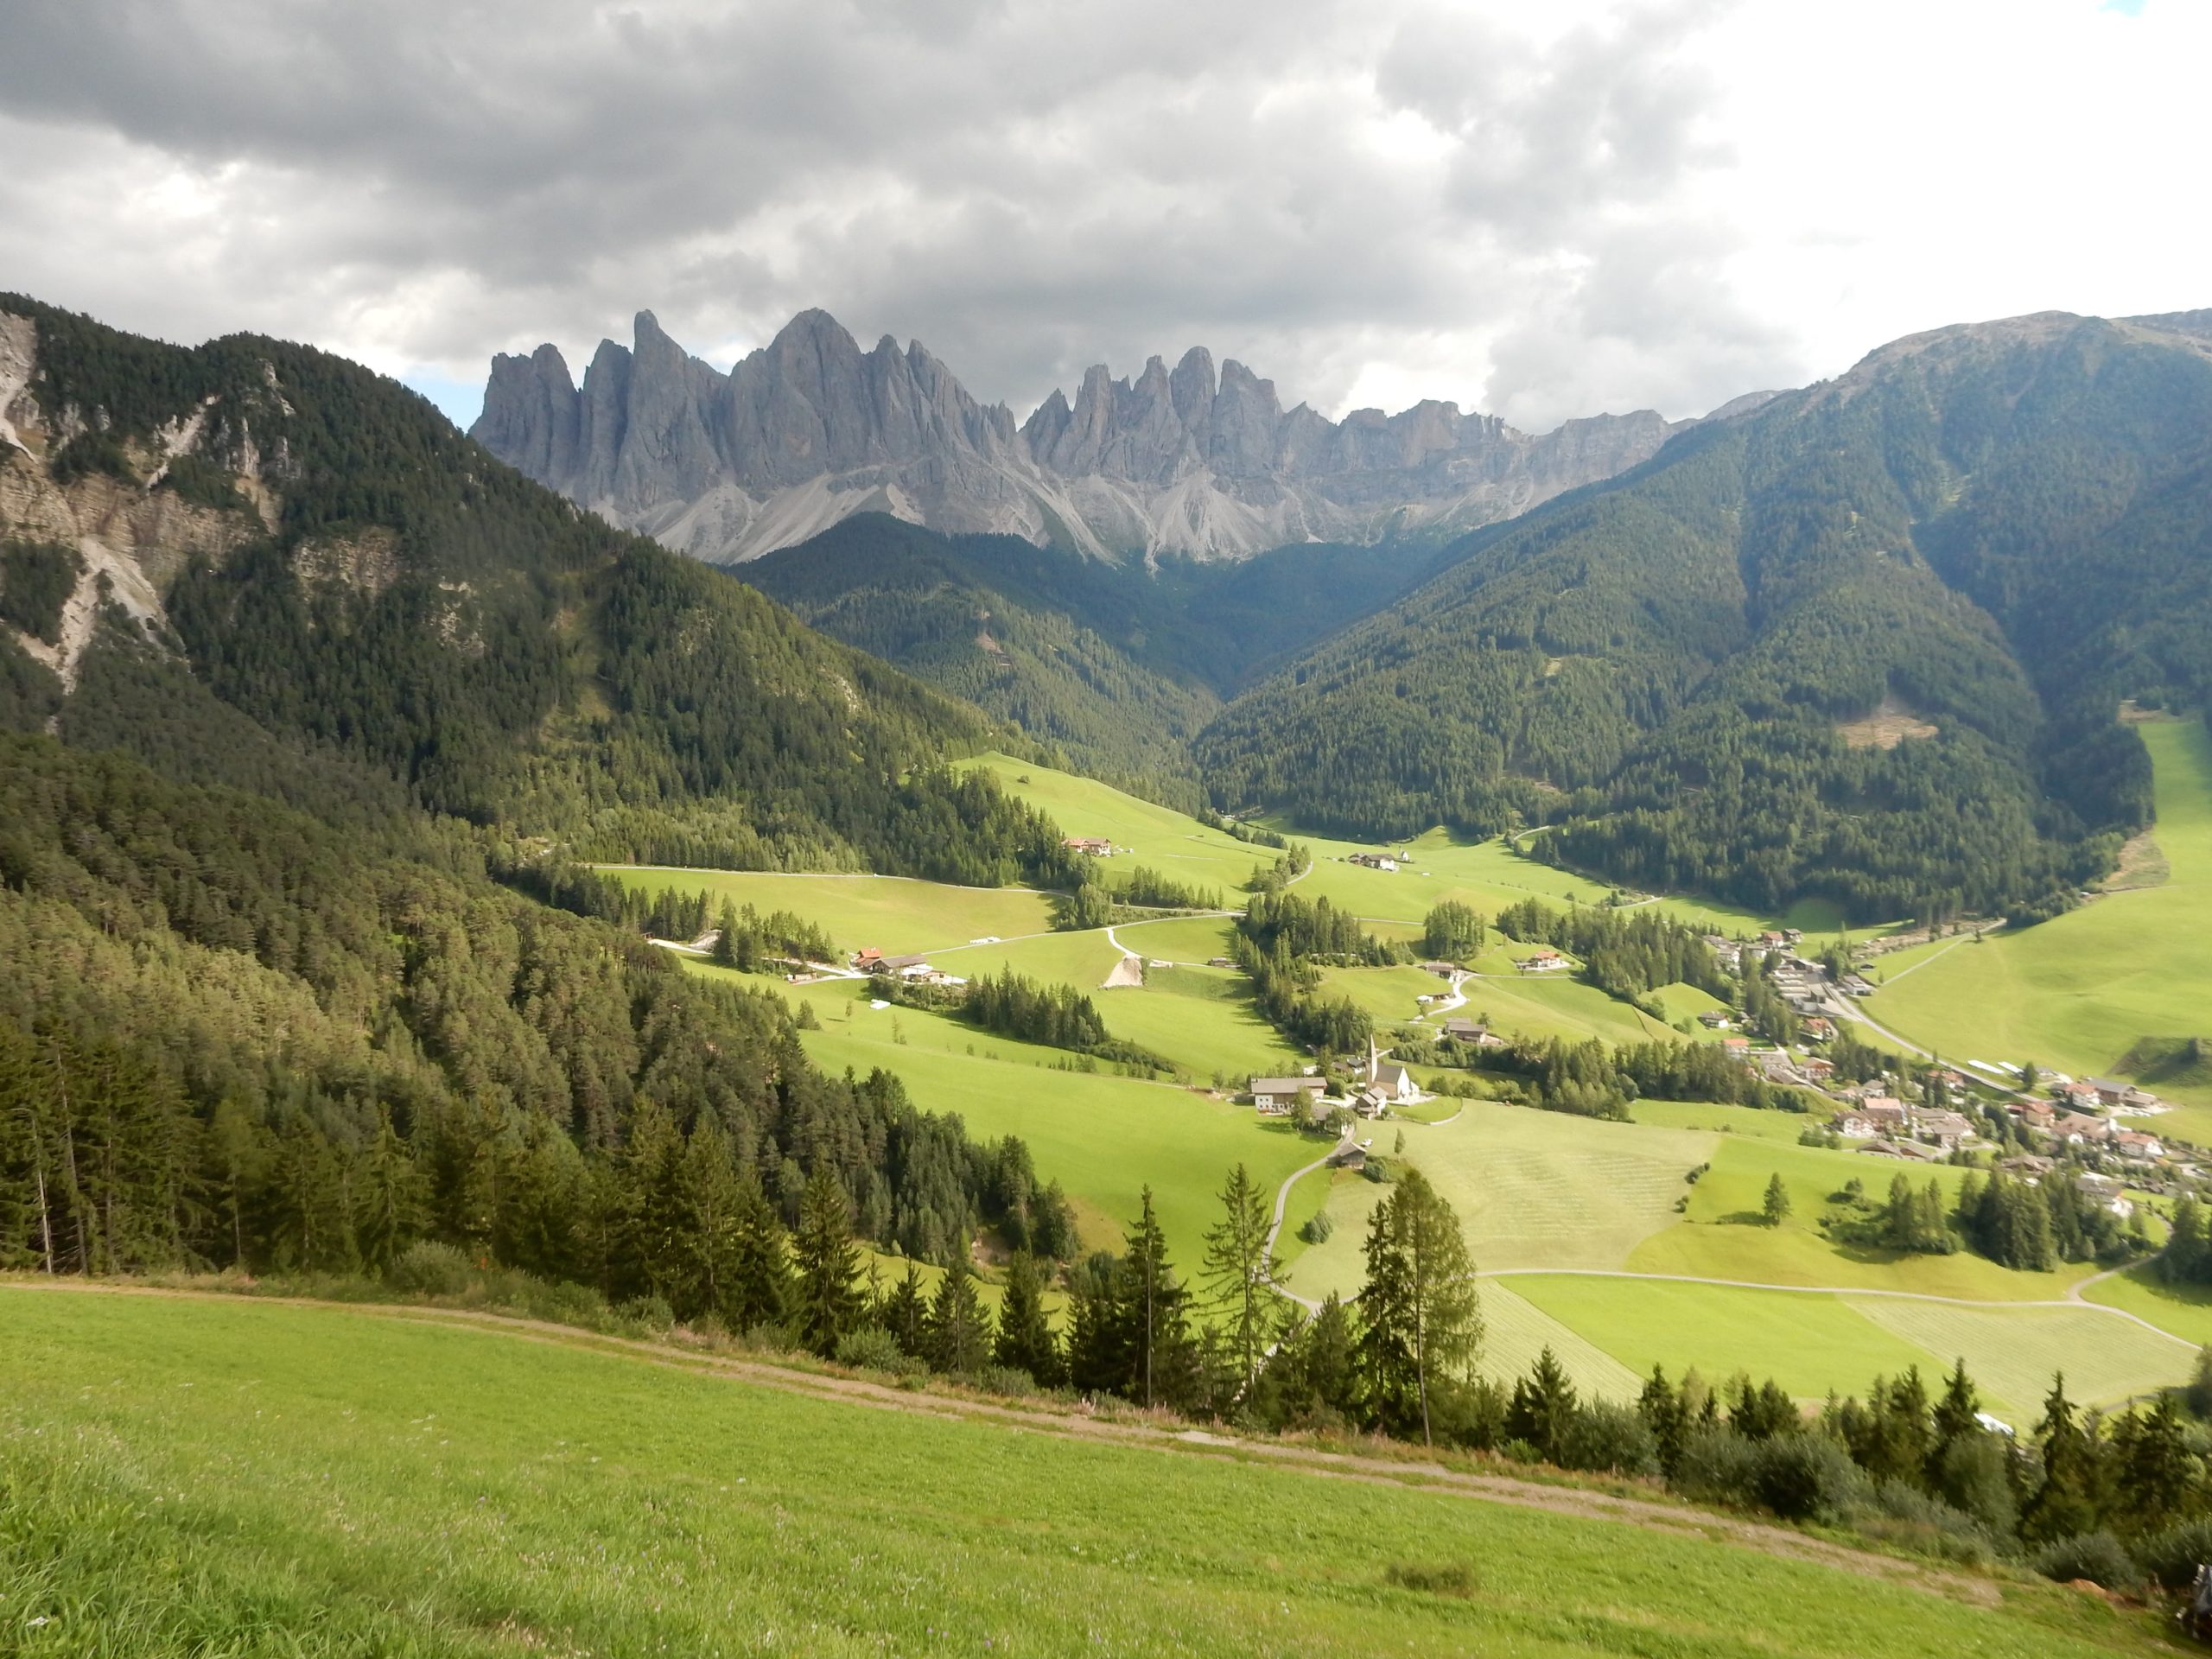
[851, 946, 885, 969]
[1419, 960, 1457, 977]
[2085, 1077, 2133, 1108]
[1207, 957, 1235, 968]
[1832, 1109, 1879, 1139]
[2116, 1128, 2166, 1162]
[1443, 1017, 1504, 1048]
[1916, 1109, 1977, 1149]
[1061, 836, 1114, 857]
[1347, 852, 1400, 872]
[1799, 1056, 1836, 1082]
[1698, 1008, 1733, 1029]
[1519, 948, 1568, 974]
[1250, 1075, 1327, 1114]
[1861, 1138, 1945, 1163]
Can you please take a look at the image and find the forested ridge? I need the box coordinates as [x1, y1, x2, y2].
[741, 514, 1456, 809]
[0, 293, 1077, 884]
[0, 296, 1099, 1296]
[1197, 312, 2212, 922]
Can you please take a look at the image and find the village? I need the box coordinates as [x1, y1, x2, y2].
[1239, 920, 2190, 1213]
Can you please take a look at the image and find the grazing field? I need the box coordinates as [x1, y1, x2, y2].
[2, 1293, 2159, 1659]
[962, 752, 1793, 934]
[1109, 912, 1242, 963]
[1628, 1100, 1817, 1141]
[1507, 1276, 1992, 1408]
[1446, 975, 1680, 1045]
[1095, 963, 1308, 1083]
[2082, 1264, 2212, 1347]
[608, 866, 1054, 955]
[1284, 1103, 1717, 1300]
[1842, 1297, 2190, 1423]
[1476, 1281, 1649, 1399]
[726, 966, 1313, 1266]
[1866, 717, 2212, 1135]
[1625, 1137, 2101, 1301]
[1506, 1274, 2191, 1421]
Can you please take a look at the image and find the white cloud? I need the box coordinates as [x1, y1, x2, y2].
[0, 0, 2199, 435]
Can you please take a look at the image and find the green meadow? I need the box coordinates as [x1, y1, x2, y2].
[1867, 717, 2212, 1137]
[3, 1291, 2165, 1659]
[717, 964, 1314, 1264]
[611, 866, 1054, 955]
[960, 752, 1790, 934]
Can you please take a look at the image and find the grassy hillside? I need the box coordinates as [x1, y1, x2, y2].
[1868, 716, 2212, 1138]
[5, 1290, 2165, 1658]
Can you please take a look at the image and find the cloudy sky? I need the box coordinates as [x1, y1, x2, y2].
[2, 0, 2203, 434]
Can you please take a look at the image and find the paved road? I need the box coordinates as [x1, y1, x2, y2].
[1262, 1141, 1349, 1313]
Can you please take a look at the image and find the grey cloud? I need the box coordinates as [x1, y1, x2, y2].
[0, 0, 1803, 430]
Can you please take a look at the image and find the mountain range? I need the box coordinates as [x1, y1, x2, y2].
[471, 308, 1701, 563]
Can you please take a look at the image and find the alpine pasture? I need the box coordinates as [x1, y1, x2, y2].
[0, 1291, 2162, 1659]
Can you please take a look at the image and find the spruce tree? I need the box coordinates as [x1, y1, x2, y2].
[882, 1259, 929, 1357]
[1116, 1186, 1196, 1409]
[993, 1250, 1062, 1385]
[2023, 1374, 2104, 1542]
[1638, 1365, 1689, 1475]
[1504, 1348, 1578, 1461]
[356, 1107, 427, 1274]
[925, 1261, 994, 1376]
[790, 1165, 864, 1357]
[1201, 1162, 1278, 1399]
[1761, 1173, 1791, 1227]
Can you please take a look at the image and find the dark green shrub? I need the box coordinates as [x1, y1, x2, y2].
[1299, 1211, 1333, 1245]
[385, 1241, 474, 1297]
[1555, 1400, 1660, 1477]
[2139, 1517, 2212, 1590]
[837, 1325, 926, 1376]
[2031, 1530, 2139, 1591]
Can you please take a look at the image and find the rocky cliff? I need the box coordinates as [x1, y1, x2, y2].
[473, 310, 1688, 563]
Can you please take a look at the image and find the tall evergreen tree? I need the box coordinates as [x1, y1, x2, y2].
[1355, 1167, 1482, 1445]
[790, 1165, 866, 1357]
[355, 1107, 427, 1274]
[1201, 1162, 1278, 1400]
[925, 1261, 994, 1376]
[993, 1250, 1061, 1386]
[881, 1259, 929, 1357]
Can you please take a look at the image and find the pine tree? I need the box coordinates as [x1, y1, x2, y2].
[790, 1165, 864, 1357]
[671, 1119, 743, 1325]
[925, 1261, 994, 1376]
[1504, 1348, 1578, 1461]
[1201, 1162, 1278, 1400]
[993, 1250, 1061, 1385]
[1355, 1166, 1481, 1445]
[2023, 1373, 2104, 1542]
[1637, 1365, 1689, 1475]
[882, 1260, 929, 1357]
[2114, 1394, 2193, 1535]
[726, 1167, 792, 1334]
[356, 1108, 427, 1274]
[1116, 1187, 1196, 1409]
[1761, 1173, 1791, 1227]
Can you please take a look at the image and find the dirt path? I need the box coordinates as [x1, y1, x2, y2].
[0, 1279, 2003, 1608]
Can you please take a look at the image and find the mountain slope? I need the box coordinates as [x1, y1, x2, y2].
[1198, 309, 2212, 921]
[737, 514, 1462, 804]
[0, 294, 1075, 887]
[472, 308, 1681, 563]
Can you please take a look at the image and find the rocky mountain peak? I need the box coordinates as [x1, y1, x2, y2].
[473, 308, 1684, 562]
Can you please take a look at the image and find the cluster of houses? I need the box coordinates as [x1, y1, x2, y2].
[1250, 1039, 1425, 1123]
[1061, 836, 1115, 858]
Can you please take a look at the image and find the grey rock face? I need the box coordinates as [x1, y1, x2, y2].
[473, 309, 1685, 563]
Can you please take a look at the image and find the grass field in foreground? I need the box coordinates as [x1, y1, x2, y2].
[1866, 717, 2212, 1133]
[3, 1292, 2164, 1659]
